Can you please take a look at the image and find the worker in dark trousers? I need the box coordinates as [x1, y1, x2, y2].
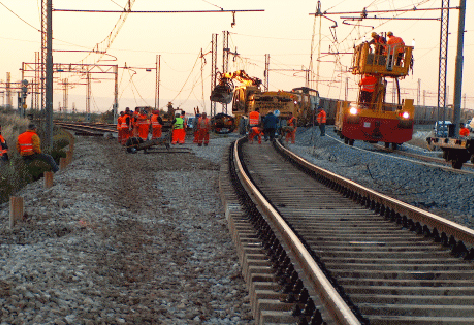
[17, 124, 59, 172]
[316, 106, 326, 136]
[262, 111, 279, 141]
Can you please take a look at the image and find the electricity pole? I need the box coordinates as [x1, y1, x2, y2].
[452, 0, 466, 136]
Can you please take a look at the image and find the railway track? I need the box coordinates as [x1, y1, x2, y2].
[221, 137, 474, 324]
[326, 132, 474, 174]
[54, 121, 117, 136]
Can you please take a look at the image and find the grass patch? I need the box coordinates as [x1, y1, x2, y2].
[0, 112, 70, 203]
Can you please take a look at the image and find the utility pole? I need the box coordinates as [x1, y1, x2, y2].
[211, 33, 218, 118]
[155, 55, 160, 111]
[417, 78, 421, 105]
[264, 54, 270, 92]
[452, 0, 466, 136]
[46, 0, 53, 148]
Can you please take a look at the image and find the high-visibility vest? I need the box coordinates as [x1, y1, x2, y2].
[18, 131, 35, 154]
[151, 114, 161, 127]
[121, 115, 130, 129]
[317, 110, 327, 124]
[360, 76, 377, 92]
[387, 36, 405, 54]
[117, 116, 123, 130]
[288, 117, 296, 128]
[0, 135, 6, 157]
[136, 114, 148, 126]
[460, 127, 470, 137]
[198, 117, 210, 130]
[174, 118, 184, 129]
[249, 111, 260, 126]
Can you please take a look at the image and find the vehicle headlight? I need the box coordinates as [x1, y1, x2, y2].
[349, 106, 358, 115]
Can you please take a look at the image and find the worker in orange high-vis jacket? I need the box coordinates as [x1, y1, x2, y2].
[285, 112, 297, 144]
[136, 110, 150, 140]
[117, 111, 124, 144]
[386, 31, 405, 67]
[459, 123, 470, 138]
[0, 124, 8, 162]
[132, 107, 140, 137]
[171, 112, 186, 144]
[359, 74, 378, 106]
[17, 124, 59, 172]
[196, 112, 211, 146]
[150, 110, 164, 139]
[248, 126, 262, 144]
[248, 108, 261, 128]
[121, 110, 132, 145]
[316, 106, 327, 136]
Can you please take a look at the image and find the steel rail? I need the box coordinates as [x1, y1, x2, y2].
[274, 139, 474, 247]
[232, 137, 361, 325]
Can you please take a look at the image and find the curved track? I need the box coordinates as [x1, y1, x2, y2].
[227, 137, 474, 324]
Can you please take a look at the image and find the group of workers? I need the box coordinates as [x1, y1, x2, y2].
[247, 106, 327, 144]
[358, 31, 406, 106]
[117, 107, 212, 146]
[370, 31, 406, 66]
[117, 107, 164, 145]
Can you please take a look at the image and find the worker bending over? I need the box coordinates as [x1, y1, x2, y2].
[171, 112, 186, 144]
[150, 110, 164, 139]
[0, 124, 8, 162]
[196, 112, 211, 146]
[17, 124, 59, 173]
[248, 126, 262, 144]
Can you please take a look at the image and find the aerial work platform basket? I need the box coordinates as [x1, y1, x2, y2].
[351, 42, 413, 78]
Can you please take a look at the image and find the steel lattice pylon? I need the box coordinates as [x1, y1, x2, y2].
[437, 0, 450, 123]
[41, 0, 48, 112]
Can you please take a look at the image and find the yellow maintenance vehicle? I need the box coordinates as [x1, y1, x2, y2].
[211, 70, 319, 132]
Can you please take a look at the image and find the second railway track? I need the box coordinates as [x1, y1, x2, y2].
[223, 137, 474, 324]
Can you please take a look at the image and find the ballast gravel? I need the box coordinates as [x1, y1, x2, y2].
[2, 127, 473, 325]
[0, 133, 254, 325]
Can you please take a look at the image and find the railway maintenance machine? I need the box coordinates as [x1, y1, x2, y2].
[335, 40, 415, 149]
[426, 135, 474, 169]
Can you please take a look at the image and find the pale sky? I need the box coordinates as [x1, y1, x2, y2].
[1, 0, 473, 114]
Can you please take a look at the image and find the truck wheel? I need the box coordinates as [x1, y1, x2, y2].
[349, 139, 354, 146]
[391, 143, 397, 150]
[385, 142, 390, 149]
